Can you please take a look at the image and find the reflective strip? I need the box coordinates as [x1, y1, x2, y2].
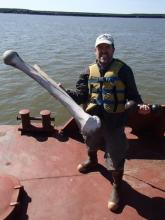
[89, 76, 119, 83]
[104, 100, 125, 105]
[103, 88, 125, 94]
[105, 76, 119, 83]
[91, 88, 125, 94]
[90, 99, 125, 105]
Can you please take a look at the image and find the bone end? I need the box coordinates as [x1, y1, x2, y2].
[3, 50, 18, 65]
[81, 115, 101, 136]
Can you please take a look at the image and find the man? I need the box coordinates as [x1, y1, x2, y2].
[67, 33, 150, 211]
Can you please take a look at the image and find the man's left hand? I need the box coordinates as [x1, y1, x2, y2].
[138, 104, 151, 115]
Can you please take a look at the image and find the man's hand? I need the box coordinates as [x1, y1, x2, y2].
[138, 104, 151, 115]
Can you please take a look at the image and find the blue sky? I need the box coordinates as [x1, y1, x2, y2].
[0, 0, 165, 14]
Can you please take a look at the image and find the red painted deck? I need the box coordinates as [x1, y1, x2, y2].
[0, 120, 165, 220]
[0, 115, 164, 220]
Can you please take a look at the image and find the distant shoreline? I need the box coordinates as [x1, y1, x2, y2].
[0, 8, 165, 18]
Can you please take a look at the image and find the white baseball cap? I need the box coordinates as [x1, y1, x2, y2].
[95, 33, 114, 47]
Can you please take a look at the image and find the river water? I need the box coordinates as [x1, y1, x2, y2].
[0, 14, 165, 125]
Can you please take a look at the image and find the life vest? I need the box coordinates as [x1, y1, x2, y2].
[86, 59, 126, 113]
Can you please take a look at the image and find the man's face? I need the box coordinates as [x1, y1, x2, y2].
[95, 43, 115, 67]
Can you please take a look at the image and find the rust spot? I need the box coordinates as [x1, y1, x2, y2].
[0, 132, 6, 137]
[5, 162, 11, 166]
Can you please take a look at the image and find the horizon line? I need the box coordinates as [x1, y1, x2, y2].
[0, 8, 165, 17]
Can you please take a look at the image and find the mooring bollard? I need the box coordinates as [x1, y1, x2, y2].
[40, 110, 54, 129]
[18, 109, 31, 130]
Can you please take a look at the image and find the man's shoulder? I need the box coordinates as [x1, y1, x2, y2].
[79, 67, 90, 79]
[89, 62, 97, 67]
[114, 58, 127, 66]
[114, 58, 132, 72]
[82, 62, 97, 76]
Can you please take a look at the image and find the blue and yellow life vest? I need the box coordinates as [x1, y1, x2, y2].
[86, 60, 126, 113]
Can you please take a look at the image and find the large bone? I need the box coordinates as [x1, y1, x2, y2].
[3, 50, 101, 136]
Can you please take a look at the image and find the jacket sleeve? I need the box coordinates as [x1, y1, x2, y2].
[119, 64, 143, 104]
[66, 68, 89, 105]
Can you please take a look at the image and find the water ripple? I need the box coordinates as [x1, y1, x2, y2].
[0, 14, 165, 124]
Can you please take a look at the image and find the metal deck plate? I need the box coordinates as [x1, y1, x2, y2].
[0, 125, 164, 220]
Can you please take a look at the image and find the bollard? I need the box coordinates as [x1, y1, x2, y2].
[40, 110, 52, 129]
[18, 109, 31, 130]
[17, 109, 55, 132]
